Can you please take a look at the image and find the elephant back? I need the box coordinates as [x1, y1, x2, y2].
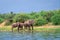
[12, 23, 17, 27]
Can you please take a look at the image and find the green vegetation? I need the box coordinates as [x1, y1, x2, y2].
[51, 13, 60, 25]
[13, 14, 30, 22]
[0, 26, 17, 31]
[0, 26, 60, 32]
[0, 10, 60, 25]
[35, 17, 47, 26]
[34, 28, 60, 32]
[0, 18, 4, 23]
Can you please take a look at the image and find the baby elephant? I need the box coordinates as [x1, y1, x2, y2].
[12, 22, 24, 32]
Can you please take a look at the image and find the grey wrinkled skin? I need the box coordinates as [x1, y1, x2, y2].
[24, 20, 34, 30]
[12, 20, 34, 32]
[12, 22, 24, 32]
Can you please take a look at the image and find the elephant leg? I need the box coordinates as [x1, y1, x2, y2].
[24, 26, 27, 29]
[18, 27, 19, 32]
[28, 26, 31, 30]
[31, 25, 33, 30]
[12, 27, 13, 32]
[22, 27, 23, 30]
[20, 27, 23, 30]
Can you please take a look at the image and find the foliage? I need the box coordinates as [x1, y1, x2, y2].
[0, 18, 4, 23]
[35, 17, 47, 26]
[0, 10, 60, 25]
[40, 11, 53, 22]
[51, 13, 60, 25]
[13, 14, 30, 22]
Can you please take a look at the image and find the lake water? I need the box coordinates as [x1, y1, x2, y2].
[0, 31, 60, 40]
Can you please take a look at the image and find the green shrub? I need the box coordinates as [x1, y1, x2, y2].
[51, 14, 60, 25]
[5, 21, 12, 25]
[35, 17, 47, 26]
[5, 19, 13, 25]
[13, 14, 30, 22]
[0, 18, 4, 23]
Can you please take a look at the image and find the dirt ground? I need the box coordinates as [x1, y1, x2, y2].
[0, 21, 6, 27]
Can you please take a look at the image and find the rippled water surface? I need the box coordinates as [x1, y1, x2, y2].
[0, 31, 60, 40]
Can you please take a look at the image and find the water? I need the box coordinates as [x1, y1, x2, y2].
[0, 31, 60, 40]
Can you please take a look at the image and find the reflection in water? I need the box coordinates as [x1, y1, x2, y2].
[0, 31, 60, 40]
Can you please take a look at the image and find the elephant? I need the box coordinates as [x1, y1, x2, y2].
[24, 19, 34, 30]
[17, 22, 24, 32]
[12, 22, 24, 32]
[12, 19, 34, 32]
[12, 23, 17, 32]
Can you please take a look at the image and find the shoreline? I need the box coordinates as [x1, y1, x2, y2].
[0, 25, 60, 32]
[0, 27, 60, 32]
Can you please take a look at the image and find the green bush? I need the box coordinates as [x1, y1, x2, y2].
[5, 21, 12, 25]
[35, 17, 47, 26]
[5, 19, 13, 25]
[0, 18, 4, 23]
[51, 14, 60, 25]
[13, 14, 30, 22]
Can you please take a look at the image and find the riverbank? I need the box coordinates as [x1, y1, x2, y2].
[0, 25, 60, 32]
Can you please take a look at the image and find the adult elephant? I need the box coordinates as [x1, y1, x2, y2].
[17, 22, 24, 32]
[12, 22, 24, 32]
[24, 19, 35, 30]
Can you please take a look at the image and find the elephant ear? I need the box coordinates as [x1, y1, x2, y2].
[16, 22, 20, 25]
[24, 20, 29, 24]
[29, 20, 34, 24]
[12, 23, 17, 27]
